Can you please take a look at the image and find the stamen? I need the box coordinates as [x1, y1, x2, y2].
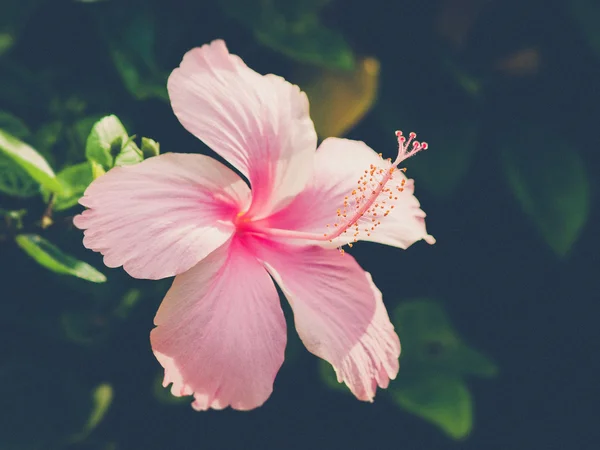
[254, 130, 428, 245]
[317, 129, 426, 244]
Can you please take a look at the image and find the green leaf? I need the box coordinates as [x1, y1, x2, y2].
[255, 18, 354, 70]
[85, 115, 128, 171]
[0, 128, 61, 192]
[70, 383, 113, 442]
[74, 114, 105, 147]
[98, 12, 168, 101]
[0, 110, 30, 138]
[390, 300, 495, 438]
[0, 152, 39, 197]
[0, 32, 14, 57]
[41, 162, 94, 211]
[141, 137, 160, 158]
[501, 134, 590, 257]
[113, 288, 142, 319]
[33, 121, 62, 154]
[114, 137, 143, 167]
[393, 299, 497, 377]
[15, 234, 107, 283]
[90, 161, 107, 178]
[86, 384, 113, 434]
[390, 374, 472, 439]
[452, 346, 498, 378]
[220, 0, 354, 70]
[111, 49, 169, 100]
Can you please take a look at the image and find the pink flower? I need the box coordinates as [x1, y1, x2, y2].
[74, 40, 435, 411]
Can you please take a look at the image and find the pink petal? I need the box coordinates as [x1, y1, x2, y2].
[74, 153, 250, 280]
[168, 39, 317, 217]
[265, 137, 435, 249]
[150, 238, 286, 411]
[251, 238, 400, 401]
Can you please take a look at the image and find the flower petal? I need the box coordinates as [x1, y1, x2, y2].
[74, 153, 250, 280]
[150, 238, 286, 411]
[168, 39, 317, 217]
[266, 137, 434, 249]
[251, 238, 400, 401]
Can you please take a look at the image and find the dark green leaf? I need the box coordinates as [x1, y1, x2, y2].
[74, 115, 106, 148]
[501, 134, 590, 257]
[220, 0, 354, 70]
[452, 346, 498, 378]
[41, 162, 94, 211]
[85, 115, 128, 172]
[393, 299, 497, 377]
[70, 383, 113, 443]
[0, 110, 30, 138]
[15, 234, 107, 283]
[0, 32, 13, 57]
[0, 128, 61, 192]
[254, 18, 354, 70]
[390, 374, 472, 439]
[141, 137, 160, 158]
[113, 288, 142, 319]
[114, 138, 143, 167]
[111, 49, 168, 101]
[99, 12, 168, 101]
[33, 121, 63, 154]
[0, 152, 39, 197]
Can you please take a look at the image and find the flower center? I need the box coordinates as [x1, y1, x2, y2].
[233, 211, 253, 230]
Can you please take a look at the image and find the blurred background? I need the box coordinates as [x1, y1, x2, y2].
[0, 0, 598, 449]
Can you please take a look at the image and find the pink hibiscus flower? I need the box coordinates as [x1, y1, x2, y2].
[74, 40, 435, 411]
